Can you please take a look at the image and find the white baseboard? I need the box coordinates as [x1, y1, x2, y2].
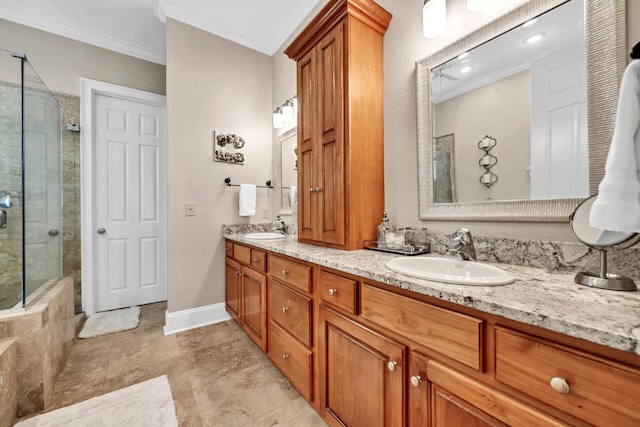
[163, 302, 231, 335]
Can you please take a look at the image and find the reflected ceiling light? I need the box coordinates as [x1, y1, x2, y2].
[467, 0, 489, 12]
[423, 0, 446, 39]
[522, 18, 538, 28]
[457, 52, 469, 60]
[523, 32, 546, 45]
[460, 65, 474, 73]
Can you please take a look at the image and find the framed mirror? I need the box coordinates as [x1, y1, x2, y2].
[416, 0, 627, 222]
[276, 127, 298, 215]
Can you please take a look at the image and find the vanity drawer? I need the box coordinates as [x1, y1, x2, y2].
[318, 269, 357, 314]
[270, 280, 312, 347]
[232, 243, 252, 265]
[269, 255, 312, 293]
[360, 284, 483, 370]
[269, 321, 313, 402]
[495, 327, 640, 426]
[249, 248, 267, 273]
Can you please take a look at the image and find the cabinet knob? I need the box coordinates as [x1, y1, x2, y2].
[549, 377, 570, 394]
[281, 269, 288, 276]
[387, 361, 399, 372]
[252, 257, 260, 262]
[282, 307, 289, 313]
[225, 247, 230, 252]
[309, 187, 315, 193]
[235, 271, 241, 276]
[328, 288, 337, 296]
[282, 354, 289, 361]
[410, 375, 423, 387]
[315, 187, 322, 192]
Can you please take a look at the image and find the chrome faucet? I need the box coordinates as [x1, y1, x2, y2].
[449, 228, 477, 261]
[272, 216, 287, 235]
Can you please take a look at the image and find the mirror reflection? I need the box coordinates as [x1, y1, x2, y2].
[280, 130, 297, 211]
[431, 0, 587, 203]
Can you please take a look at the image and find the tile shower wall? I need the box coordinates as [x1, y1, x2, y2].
[0, 85, 80, 310]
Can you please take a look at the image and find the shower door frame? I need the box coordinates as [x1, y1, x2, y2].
[80, 78, 167, 315]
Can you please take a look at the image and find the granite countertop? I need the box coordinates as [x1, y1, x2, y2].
[224, 233, 640, 356]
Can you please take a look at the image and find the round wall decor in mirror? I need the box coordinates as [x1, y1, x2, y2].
[570, 194, 639, 291]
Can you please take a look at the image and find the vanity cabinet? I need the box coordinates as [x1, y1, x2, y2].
[224, 242, 267, 351]
[225, 239, 640, 426]
[284, 0, 391, 250]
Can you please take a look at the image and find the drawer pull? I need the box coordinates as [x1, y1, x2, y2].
[281, 269, 288, 276]
[282, 354, 289, 361]
[410, 375, 423, 387]
[282, 307, 289, 313]
[549, 377, 570, 394]
[387, 361, 399, 372]
[235, 271, 242, 276]
[328, 288, 337, 296]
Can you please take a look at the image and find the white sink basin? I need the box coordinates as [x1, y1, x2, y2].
[386, 256, 514, 286]
[242, 232, 286, 240]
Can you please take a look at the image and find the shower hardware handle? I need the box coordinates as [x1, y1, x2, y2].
[97, 228, 106, 234]
[0, 191, 11, 208]
[0, 210, 6, 229]
[48, 229, 59, 236]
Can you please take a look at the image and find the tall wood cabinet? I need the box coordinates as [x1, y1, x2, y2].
[285, 0, 391, 250]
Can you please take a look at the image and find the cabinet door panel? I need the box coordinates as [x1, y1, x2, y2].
[270, 279, 312, 347]
[321, 308, 404, 427]
[242, 267, 266, 351]
[225, 257, 241, 324]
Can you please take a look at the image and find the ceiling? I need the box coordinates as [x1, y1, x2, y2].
[0, 0, 324, 65]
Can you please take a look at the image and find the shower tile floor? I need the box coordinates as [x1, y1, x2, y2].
[39, 302, 327, 426]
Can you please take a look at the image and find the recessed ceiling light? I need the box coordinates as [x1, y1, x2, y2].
[524, 32, 546, 45]
[458, 52, 470, 60]
[460, 65, 474, 73]
[522, 18, 538, 28]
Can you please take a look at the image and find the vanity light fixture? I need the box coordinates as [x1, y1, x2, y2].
[523, 32, 546, 45]
[423, 0, 446, 39]
[272, 107, 284, 129]
[467, 0, 489, 12]
[272, 95, 297, 129]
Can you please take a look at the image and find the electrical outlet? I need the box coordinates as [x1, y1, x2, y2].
[261, 208, 269, 219]
[185, 203, 196, 216]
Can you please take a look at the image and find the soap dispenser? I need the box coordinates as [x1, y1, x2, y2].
[377, 212, 393, 244]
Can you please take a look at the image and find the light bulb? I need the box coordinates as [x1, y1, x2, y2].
[273, 109, 284, 129]
[282, 103, 294, 123]
[423, 0, 446, 39]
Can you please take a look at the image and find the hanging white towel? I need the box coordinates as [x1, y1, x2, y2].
[590, 60, 640, 232]
[289, 186, 297, 213]
[239, 184, 256, 216]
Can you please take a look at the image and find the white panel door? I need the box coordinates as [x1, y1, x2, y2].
[530, 43, 588, 199]
[93, 93, 166, 312]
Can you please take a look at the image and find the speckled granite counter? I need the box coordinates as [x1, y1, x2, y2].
[225, 233, 640, 356]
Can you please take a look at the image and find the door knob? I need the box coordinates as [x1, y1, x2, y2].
[97, 228, 106, 234]
[48, 229, 59, 236]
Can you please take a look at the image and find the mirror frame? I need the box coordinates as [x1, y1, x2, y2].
[416, 0, 627, 222]
[276, 126, 297, 216]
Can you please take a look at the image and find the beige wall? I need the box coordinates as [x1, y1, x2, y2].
[273, 0, 637, 242]
[166, 18, 273, 313]
[435, 71, 531, 202]
[0, 20, 165, 96]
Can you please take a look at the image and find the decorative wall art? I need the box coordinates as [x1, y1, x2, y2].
[213, 130, 246, 164]
[478, 135, 498, 188]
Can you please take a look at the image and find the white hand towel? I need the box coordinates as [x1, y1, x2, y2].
[239, 184, 256, 216]
[590, 60, 640, 232]
[289, 186, 297, 214]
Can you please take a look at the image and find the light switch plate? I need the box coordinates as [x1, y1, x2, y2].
[185, 203, 196, 216]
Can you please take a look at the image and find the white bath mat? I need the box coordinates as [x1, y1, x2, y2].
[16, 375, 178, 426]
[78, 306, 141, 338]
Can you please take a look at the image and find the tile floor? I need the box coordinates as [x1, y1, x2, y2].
[37, 302, 327, 426]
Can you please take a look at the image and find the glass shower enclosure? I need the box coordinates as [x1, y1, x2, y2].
[0, 48, 62, 309]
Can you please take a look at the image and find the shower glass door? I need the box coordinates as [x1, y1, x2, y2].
[22, 59, 62, 304]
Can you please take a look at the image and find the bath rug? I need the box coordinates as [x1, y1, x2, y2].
[78, 305, 141, 338]
[15, 375, 178, 426]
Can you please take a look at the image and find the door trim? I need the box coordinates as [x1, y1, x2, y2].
[80, 78, 166, 315]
